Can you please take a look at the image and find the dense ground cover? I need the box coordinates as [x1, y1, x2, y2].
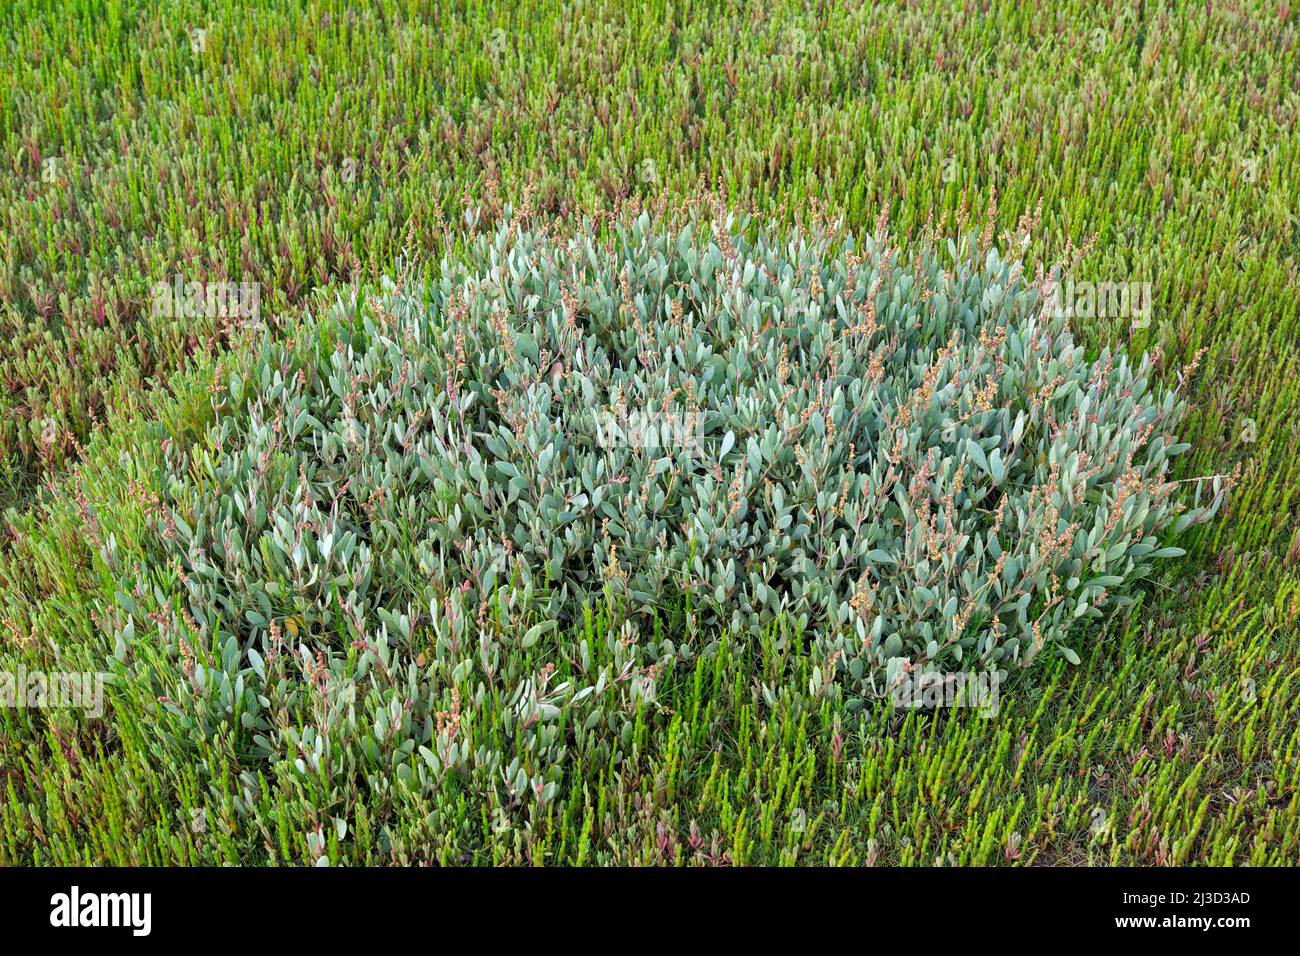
[1, 0, 1297, 865]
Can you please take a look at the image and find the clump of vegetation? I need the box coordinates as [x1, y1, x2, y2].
[118, 213, 1216, 727]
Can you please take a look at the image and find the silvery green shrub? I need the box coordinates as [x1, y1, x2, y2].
[156, 212, 1223, 712]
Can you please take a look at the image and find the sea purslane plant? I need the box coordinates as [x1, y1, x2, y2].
[152, 211, 1223, 717]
